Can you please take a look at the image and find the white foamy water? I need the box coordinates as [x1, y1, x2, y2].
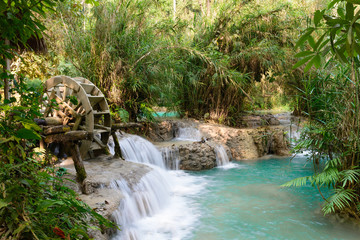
[214, 145, 230, 166]
[111, 134, 206, 240]
[117, 133, 166, 168]
[175, 127, 202, 141]
[160, 146, 180, 170]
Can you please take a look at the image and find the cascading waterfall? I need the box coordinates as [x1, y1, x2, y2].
[109, 133, 204, 240]
[160, 147, 180, 170]
[116, 133, 166, 169]
[214, 145, 231, 166]
[110, 171, 171, 239]
[175, 127, 202, 141]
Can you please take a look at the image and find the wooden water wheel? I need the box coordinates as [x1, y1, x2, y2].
[43, 76, 111, 159]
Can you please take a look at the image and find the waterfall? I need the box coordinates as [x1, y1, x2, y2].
[175, 127, 202, 141]
[110, 171, 171, 240]
[116, 133, 166, 169]
[160, 147, 180, 170]
[214, 145, 230, 166]
[109, 133, 204, 240]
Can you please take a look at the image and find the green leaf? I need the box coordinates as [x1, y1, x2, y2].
[293, 55, 314, 69]
[328, 0, 341, 9]
[346, 2, 355, 20]
[304, 56, 316, 72]
[314, 10, 323, 27]
[15, 128, 41, 140]
[295, 28, 314, 49]
[313, 54, 321, 68]
[338, 7, 345, 19]
[308, 36, 316, 50]
[294, 51, 314, 58]
[314, 33, 327, 50]
[347, 0, 360, 4]
[0, 200, 9, 209]
[36, 200, 64, 212]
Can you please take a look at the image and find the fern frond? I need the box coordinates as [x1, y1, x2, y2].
[340, 169, 360, 187]
[311, 167, 339, 188]
[324, 157, 342, 169]
[281, 176, 312, 187]
[322, 188, 358, 215]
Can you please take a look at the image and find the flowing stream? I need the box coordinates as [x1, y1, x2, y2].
[109, 130, 360, 240]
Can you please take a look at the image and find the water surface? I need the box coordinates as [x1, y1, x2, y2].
[187, 157, 360, 240]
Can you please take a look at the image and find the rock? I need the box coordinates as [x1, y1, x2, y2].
[59, 156, 152, 239]
[261, 115, 281, 126]
[148, 116, 290, 161]
[147, 120, 177, 141]
[163, 141, 217, 171]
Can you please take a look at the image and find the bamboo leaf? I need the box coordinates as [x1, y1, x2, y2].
[293, 55, 314, 69]
[314, 10, 323, 27]
[295, 28, 314, 49]
[328, 0, 341, 9]
[294, 51, 314, 58]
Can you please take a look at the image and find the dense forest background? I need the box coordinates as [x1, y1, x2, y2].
[13, 0, 325, 124]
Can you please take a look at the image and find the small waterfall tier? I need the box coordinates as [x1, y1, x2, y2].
[116, 133, 166, 169]
[109, 133, 204, 240]
[175, 127, 202, 141]
[214, 145, 231, 166]
[110, 171, 170, 240]
[160, 146, 180, 170]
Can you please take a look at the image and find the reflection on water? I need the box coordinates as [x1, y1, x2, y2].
[187, 157, 360, 240]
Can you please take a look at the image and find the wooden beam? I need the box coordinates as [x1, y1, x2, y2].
[44, 130, 92, 143]
[112, 122, 144, 131]
[111, 132, 123, 159]
[69, 144, 87, 191]
[43, 125, 71, 135]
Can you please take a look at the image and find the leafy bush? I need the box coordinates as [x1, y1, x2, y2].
[284, 0, 360, 219]
[0, 78, 115, 239]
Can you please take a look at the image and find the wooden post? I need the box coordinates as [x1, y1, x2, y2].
[111, 131, 123, 159]
[69, 143, 87, 192]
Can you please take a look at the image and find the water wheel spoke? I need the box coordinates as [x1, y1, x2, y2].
[54, 95, 79, 118]
[63, 85, 68, 101]
[44, 76, 111, 159]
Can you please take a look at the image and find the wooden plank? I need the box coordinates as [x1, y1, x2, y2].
[80, 83, 95, 94]
[87, 95, 104, 106]
[93, 110, 110, 115]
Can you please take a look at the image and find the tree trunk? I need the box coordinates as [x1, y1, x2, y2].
[173, 0, 176, 21]
[4, 39, 11, 100]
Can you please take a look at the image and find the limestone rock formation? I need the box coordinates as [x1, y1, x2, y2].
[177, 142, 217, 171]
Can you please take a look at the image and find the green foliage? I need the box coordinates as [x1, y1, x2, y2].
[0, 79, 115, 239]
[44, 0, 312, 124]
[0, 0, 58, 59]
[286, 0, 360, 219]
[0, 160, 114, 239]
